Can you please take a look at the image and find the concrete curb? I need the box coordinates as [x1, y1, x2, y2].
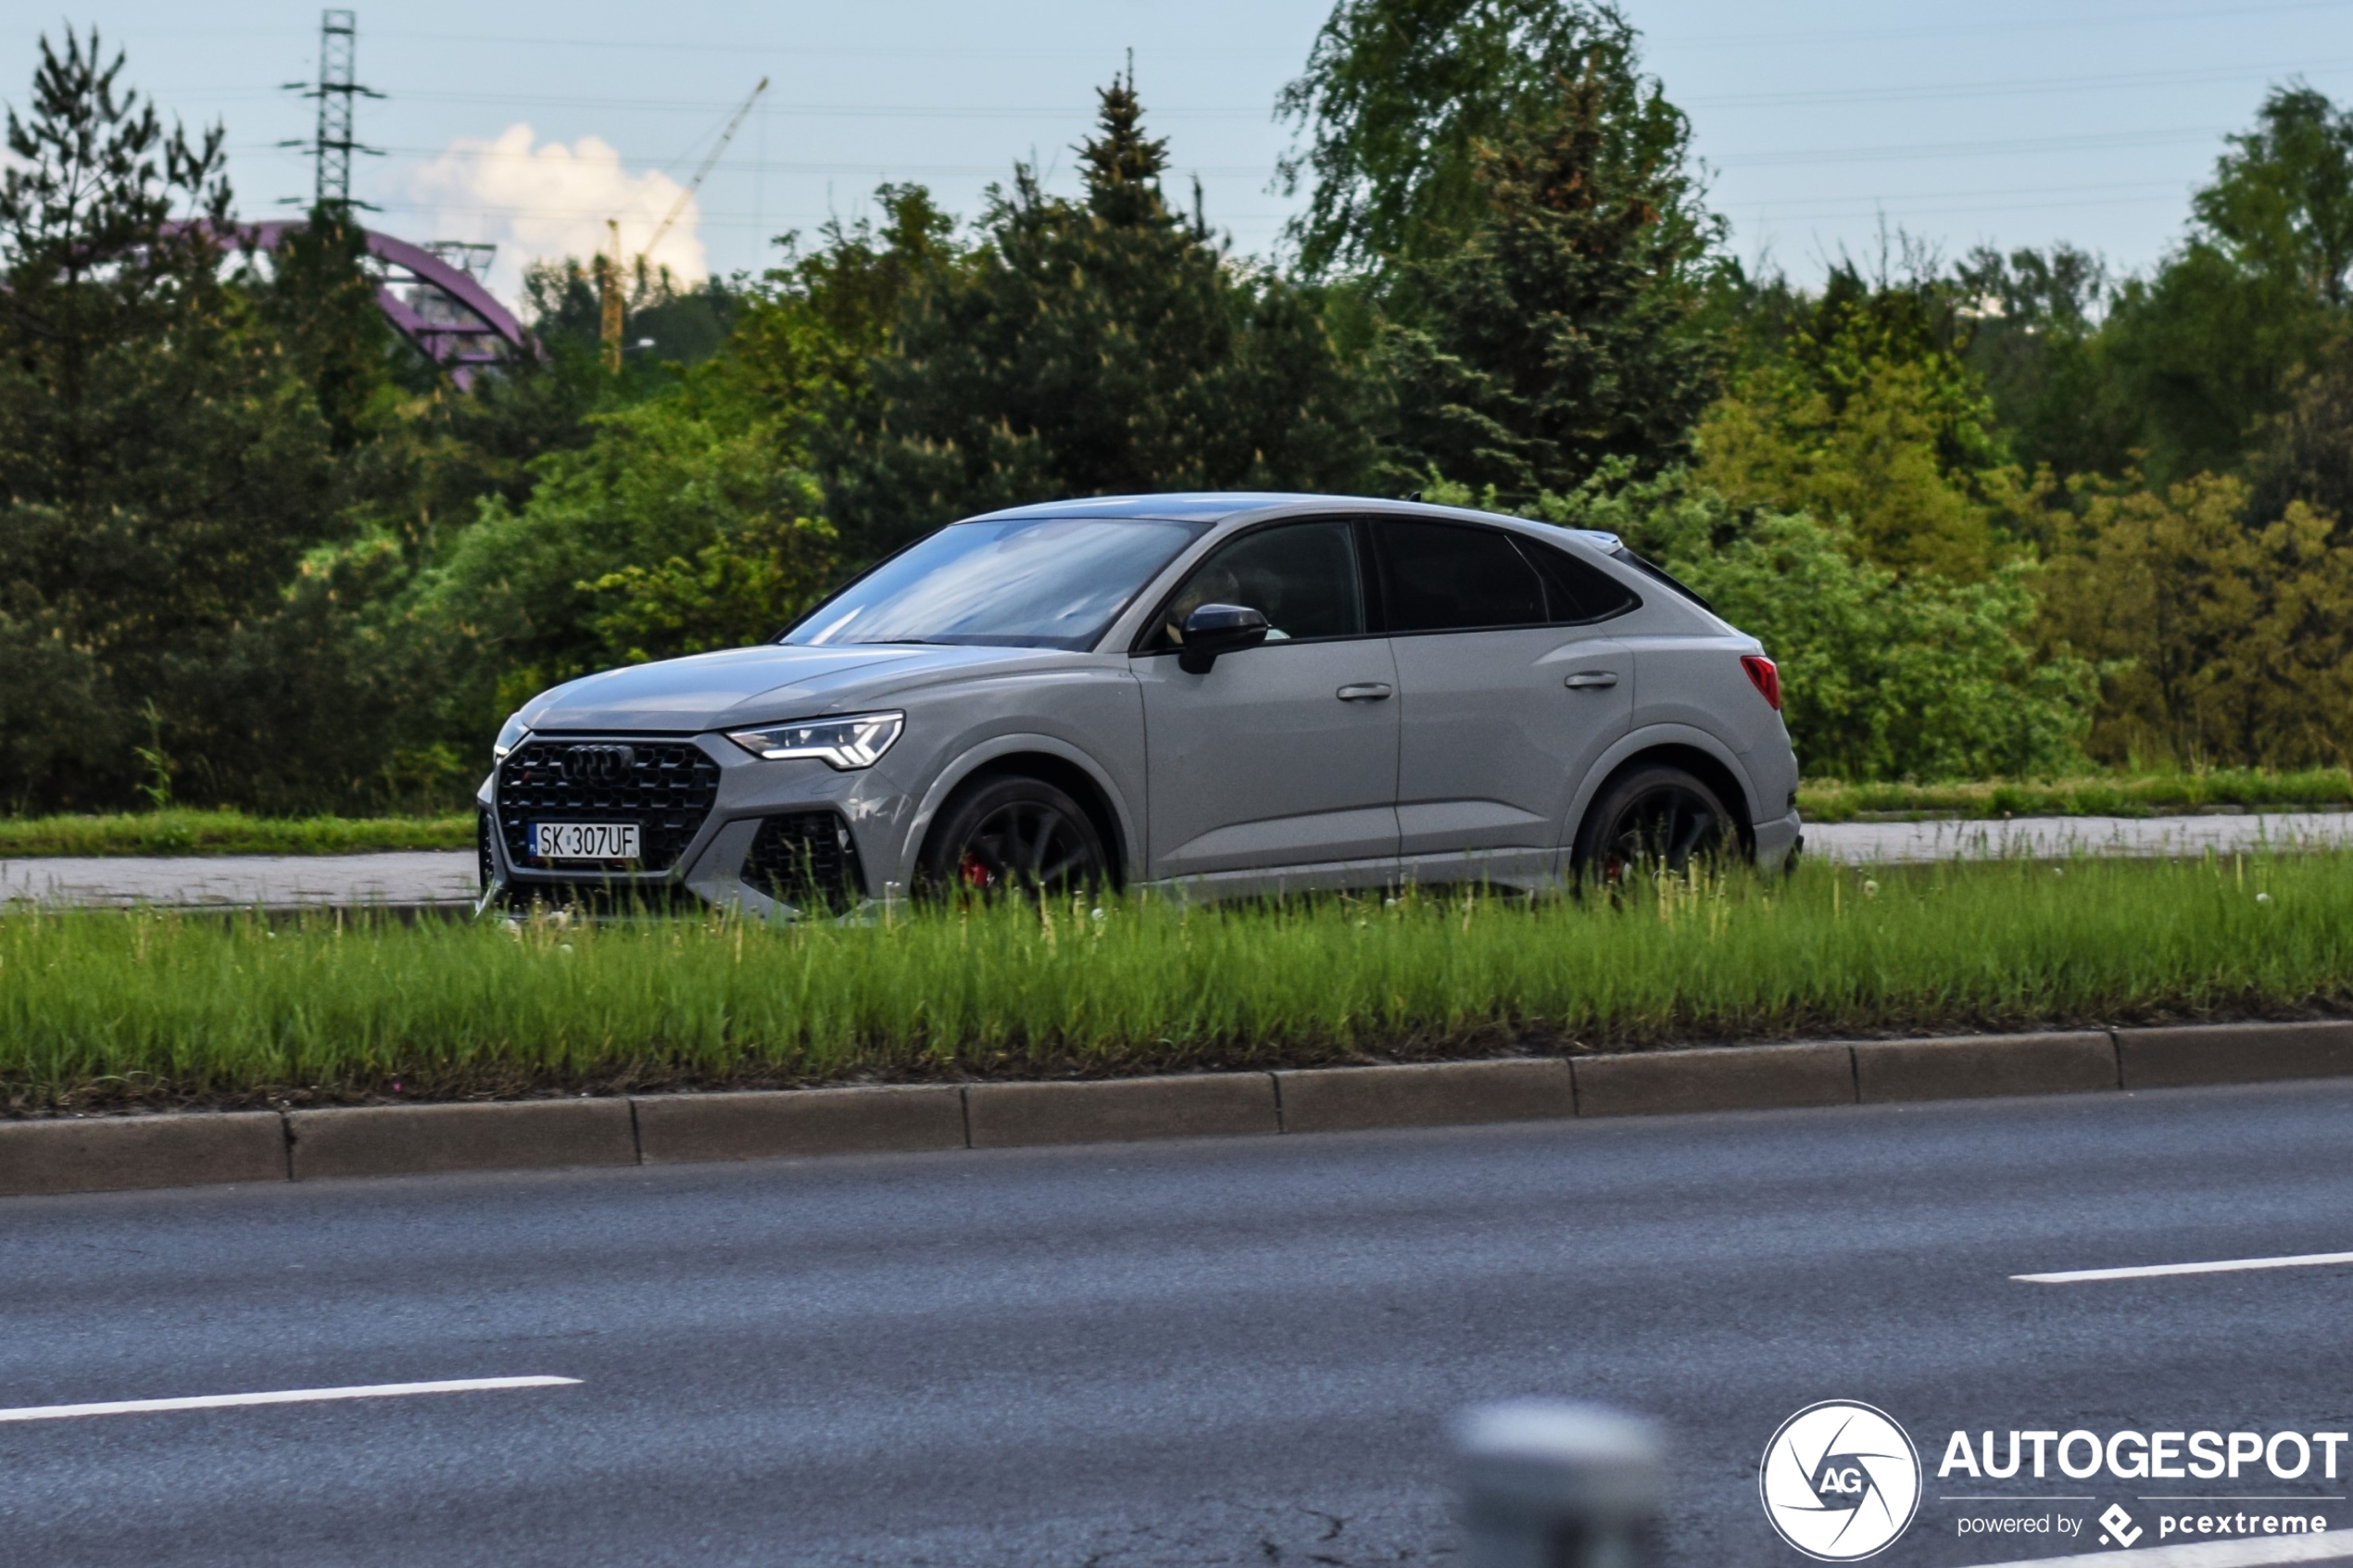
[635, 1085, 965, 1163]
[288, 1099, 637, 1181]
[965, 1074, 1278, 1148]
[1275, 1059, 1575, 1133]
[1574, 1042, 1856, 1117]
[6, 1019, 2353, 1198]
[0, 1111, 287, 1196]
[2115, 1020, 2353, 1087]
[1855, 1031, 2120, 1102]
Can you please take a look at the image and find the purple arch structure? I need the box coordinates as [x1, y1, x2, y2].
[239, 221, 533, 389]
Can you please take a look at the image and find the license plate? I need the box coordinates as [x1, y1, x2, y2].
[529, 822, 641, 861]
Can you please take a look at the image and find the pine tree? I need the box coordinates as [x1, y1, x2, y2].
[262, 205, 398, 453]
[0, 30, 333, 809]
[1378, 45, 1722, 505]
[821, 77, 1372, 558]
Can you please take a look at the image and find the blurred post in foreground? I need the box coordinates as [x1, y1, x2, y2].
[1453, 1399, 1665, 1568]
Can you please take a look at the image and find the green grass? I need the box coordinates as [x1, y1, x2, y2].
[1797, 768, 2353, 822]
[4, 850, 2346, 1111]
[0, 809, 472, 858]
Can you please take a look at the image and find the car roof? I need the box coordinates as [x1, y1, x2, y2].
[961, 491, 1625, 551]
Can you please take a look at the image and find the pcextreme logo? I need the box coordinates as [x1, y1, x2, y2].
[1760, 1400, 1924, 1561]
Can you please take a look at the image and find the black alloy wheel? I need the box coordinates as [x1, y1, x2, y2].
[919, 775, 1109, 901]
[1574, 764, 1737, 886]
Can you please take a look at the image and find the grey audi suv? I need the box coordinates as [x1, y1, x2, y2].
[476, 493, 1801, 915]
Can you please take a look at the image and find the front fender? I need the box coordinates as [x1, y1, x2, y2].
[888, 733, 1145, 893]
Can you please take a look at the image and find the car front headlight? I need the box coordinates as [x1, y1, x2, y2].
[725, 711, 904, 771]
[493, 712, 529, 763]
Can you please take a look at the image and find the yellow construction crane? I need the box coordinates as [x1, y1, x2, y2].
[599, 76, 770, 371]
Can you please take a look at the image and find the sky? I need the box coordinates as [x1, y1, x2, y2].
[7, 1, 2353, 307]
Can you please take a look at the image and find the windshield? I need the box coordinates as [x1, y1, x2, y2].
[786, 515, 1208, 649]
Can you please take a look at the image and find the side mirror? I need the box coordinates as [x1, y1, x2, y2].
[1176, 603, 1269, 674]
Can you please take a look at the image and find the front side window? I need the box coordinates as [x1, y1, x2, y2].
[1144, 521, 1365, 650]
[786, 516, 1207, 650]
[1376, 521, 1546, 633]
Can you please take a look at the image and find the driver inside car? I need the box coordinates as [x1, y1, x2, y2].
[1161, 564, 1293, 645]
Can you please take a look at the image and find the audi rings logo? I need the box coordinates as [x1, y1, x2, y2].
[564, 744, 636, 784]
[1760, 1400, 1922, 1561]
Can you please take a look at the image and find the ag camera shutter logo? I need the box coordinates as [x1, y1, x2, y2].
[1760, 1400, 1923, 1560]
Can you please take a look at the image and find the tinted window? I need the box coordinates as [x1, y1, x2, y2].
[1611, 545, 1714, 612]
[787, 515, 1205, 650]
[1377, 521, 1545, 633]
[1523, 539, 1641, 623]
[1148, 521, 1364, 648]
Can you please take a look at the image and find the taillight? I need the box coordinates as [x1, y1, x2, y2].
[1741, 654, 1781, 710]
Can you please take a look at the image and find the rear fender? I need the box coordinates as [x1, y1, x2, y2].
[1561, 724, 1762, 856]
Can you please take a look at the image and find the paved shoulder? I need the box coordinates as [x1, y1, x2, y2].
[1806, 811, 2353, 864]
[0, 851, 476, 909]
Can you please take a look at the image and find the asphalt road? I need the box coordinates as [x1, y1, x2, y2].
[6, 810, 2352, 909]
[3, 1083, 2348, 1567]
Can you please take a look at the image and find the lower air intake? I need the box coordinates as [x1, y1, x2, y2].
[745, 812, 865, 914]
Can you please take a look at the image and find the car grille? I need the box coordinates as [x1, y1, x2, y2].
[495, 739, 721, 873]
[745, 811, 866, 913]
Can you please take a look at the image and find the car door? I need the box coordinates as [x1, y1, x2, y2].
[1130, 519, 1401, 882]
[1376, 520, 1638, 885]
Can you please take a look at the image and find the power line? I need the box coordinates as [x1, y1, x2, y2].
[1716, 127, 2229, 169]
[136, 0, 2348, 57]
[180, 86, 1274, 118]
[233, 143, 1278, 178]
[1650, 0, 2353, 51]
[167, 53, 2353, 123]
[1686, 57, 2353, 110]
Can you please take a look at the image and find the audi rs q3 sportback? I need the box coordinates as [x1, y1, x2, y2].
[475, 494, 1801, 916]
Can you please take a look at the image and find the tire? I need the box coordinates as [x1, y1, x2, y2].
[917, 774, 1110, 901]
[1572, 764, 1739, 886]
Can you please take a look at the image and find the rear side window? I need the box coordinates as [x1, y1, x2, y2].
[1611, 545, 1714, 613]
[1521, 539, 1641, 623]
[1376, 521, 1546, 633]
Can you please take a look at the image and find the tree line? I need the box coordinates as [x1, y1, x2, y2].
[5, 4, 2352, 815]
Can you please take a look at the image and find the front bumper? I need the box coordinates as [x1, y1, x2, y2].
[476, 734, 914, 918]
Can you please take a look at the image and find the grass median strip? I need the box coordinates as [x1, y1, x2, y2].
[1, 851, 2347, 1110]
[0, 809, 472, 859]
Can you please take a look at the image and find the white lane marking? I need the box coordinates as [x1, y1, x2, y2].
[2014, 1250, 2353, 1285]
[0, 1375, 580, 1424]
[1972, 1527, 2353, 1566]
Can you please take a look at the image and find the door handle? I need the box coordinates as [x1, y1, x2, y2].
[1335, 683, 1393, 702]
[1564, 671, 1619, 690]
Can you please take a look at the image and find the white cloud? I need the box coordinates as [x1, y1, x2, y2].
[406, 124, 708, 307]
